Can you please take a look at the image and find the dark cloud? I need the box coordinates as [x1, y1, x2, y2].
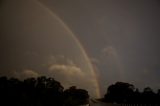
[0, 0, 100, 97]
[41, 0, 160, 94]
[1, 0, 160, 97]
[101, 46, 117, 57]
[13, 69, 39, 80]
[46, 56, 99, 97]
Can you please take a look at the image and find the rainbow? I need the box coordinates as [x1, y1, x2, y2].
[34, 0, 101, 97]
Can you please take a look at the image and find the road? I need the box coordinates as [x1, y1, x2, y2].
[89, 99, 120, 106]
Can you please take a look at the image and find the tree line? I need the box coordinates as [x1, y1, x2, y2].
[1, 76, 160, 105]
[103, 82, 160, 105]
[0, 76, 89, 106]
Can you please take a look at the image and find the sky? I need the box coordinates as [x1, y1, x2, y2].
[0, 0, 160, 97]
[40, 0, 160, 93]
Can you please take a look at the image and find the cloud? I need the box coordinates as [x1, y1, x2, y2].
[49, 64, 84, 77]
[10, 55, 99, 97]
[13, 69, 39, 80]
[101, 46, 117, 57]
[45, 55, 75, 67]
[90, 57, 99, 64]
[100, 46, 126, 81]
[47, 59, 99, 97]
[48, 63, 95, 87]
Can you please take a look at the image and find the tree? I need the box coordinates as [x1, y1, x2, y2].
[63, 86, 89, 106]
[142, 87, 156, 104]
[0, 76, 90, 106]
[104, 82, 135, 103]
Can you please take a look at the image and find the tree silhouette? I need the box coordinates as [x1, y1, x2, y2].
[104, 82, 135, 103]
[104, 82, 160, 105]
[0, 76, 89, 106]
[63, 86, 89, 106]
[141, 87, 156, 104]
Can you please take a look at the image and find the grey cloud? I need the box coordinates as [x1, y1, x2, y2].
[13, 69, 39, 80]
[101, 46, 117, 57]
[90, 57, 99, 64]
[48, 63, 99, 97]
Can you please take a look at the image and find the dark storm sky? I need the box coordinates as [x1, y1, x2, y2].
[40, 0, 160, 93]
[0, 0, 160, 95]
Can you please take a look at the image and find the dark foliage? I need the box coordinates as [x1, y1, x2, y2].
[104, 82, 160, 104]
[0, 76, 89, 106]
[63, 86, 89, 106]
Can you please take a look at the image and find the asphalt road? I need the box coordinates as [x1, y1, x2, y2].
[89, 99, 120, 106]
